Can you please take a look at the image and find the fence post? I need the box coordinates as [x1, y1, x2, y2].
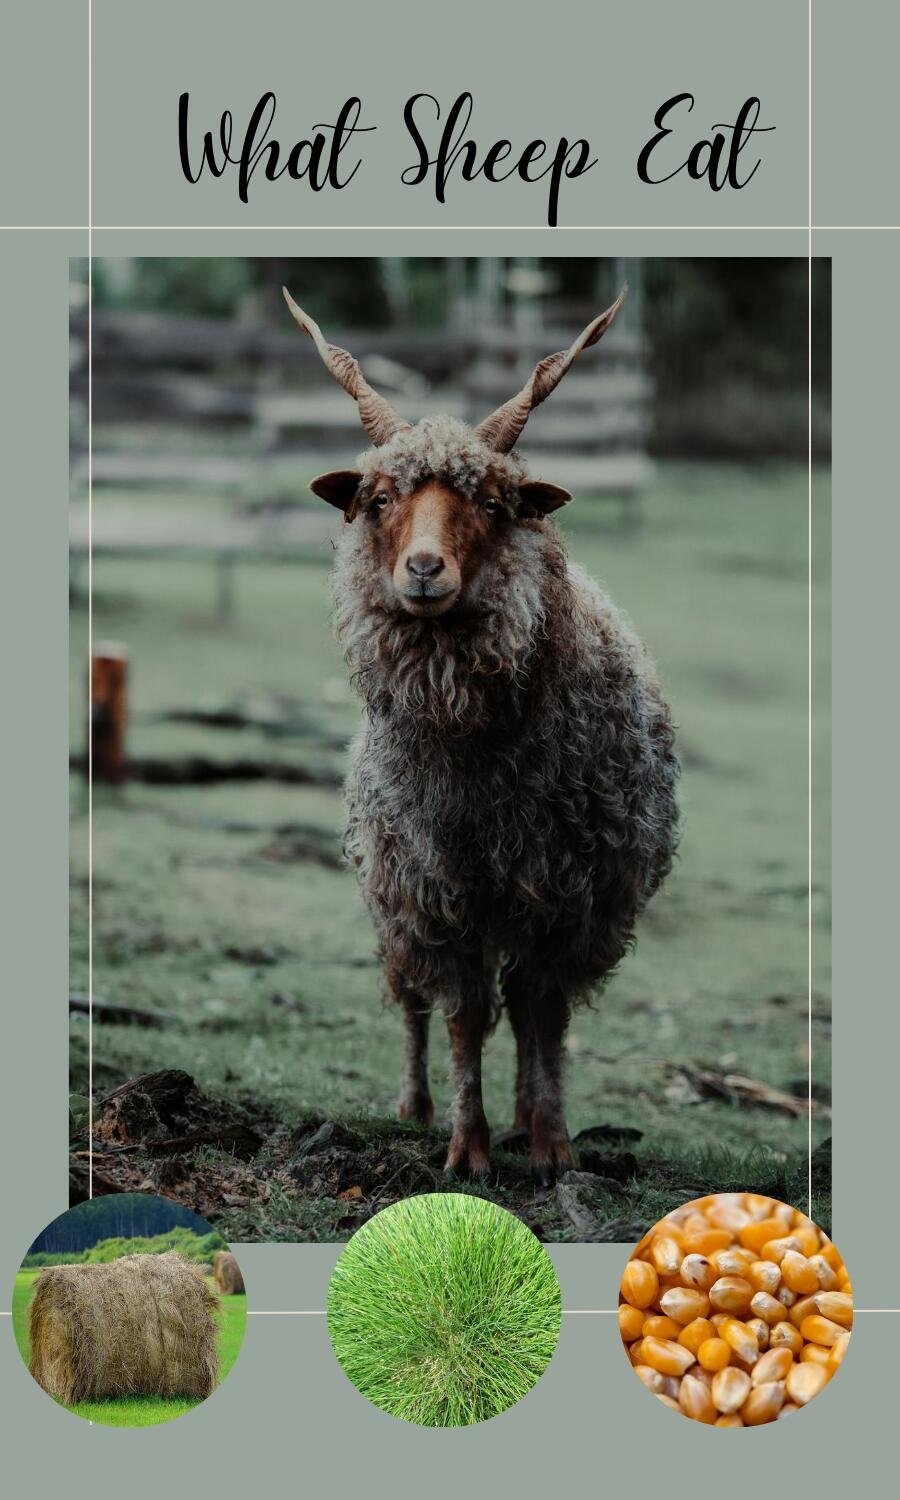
[91, 644, 128, 783]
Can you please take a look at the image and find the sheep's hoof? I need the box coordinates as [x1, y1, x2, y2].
[444, 1132, 492, 1183]
[530, 1140, 574, 1188]
[397, 1093, 434, 1126]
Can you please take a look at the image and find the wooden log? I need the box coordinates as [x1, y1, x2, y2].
[90, 645, 128, 783]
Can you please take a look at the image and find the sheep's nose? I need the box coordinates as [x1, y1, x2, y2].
[406, 551, 445, 581]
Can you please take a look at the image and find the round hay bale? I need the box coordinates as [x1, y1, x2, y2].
[212, 1250, 245, 1295]
[28, 1253, 219, 1404]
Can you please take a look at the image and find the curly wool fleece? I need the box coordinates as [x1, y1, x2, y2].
[357, 416, 526, 499]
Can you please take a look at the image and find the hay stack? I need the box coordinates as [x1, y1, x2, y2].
[29, 1253, 219, 1404]
[212, 1250, 245, 1295]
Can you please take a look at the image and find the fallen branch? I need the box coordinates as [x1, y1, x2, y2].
[69, 995, 182, 1029]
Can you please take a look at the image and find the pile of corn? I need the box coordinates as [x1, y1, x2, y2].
[620, 1194, 851, 1426]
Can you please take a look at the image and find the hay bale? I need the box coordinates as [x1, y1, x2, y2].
[29, 1253, 219, 1404]
[212, 1250, 245, 1295]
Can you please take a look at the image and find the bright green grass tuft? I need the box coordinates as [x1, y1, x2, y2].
[327, 1193, 561, 1426]
[12, 1270, 246, 1427]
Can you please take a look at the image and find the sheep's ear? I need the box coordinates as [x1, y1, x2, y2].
[518, 480, 572, 517]
[309, 470, 363, 515]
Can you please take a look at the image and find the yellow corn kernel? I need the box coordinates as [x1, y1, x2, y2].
[741, 1381, 785, 1425]
[621, 1259, 659, 1310]
[809, 1254, 839, 1292]
[650, 1236, 682, 1276]
[760, 1235, 803, 1264]
[678, 1317, 716, 1355]
[709, 1312, 728, 1329]
[751, 1346, 793, 1385]
[659, 1287, 711, 1325]
[709, 1276, 754, 1313]
[746, 1194, 777, 1220]
[748, 1259, 782, 1295]
[828, 1331, 851, 1370]
[711, 1366, 751, 1414]
[769, 1321, 803, 1356]
[655, 1393, 681, 1412]
[697, 1337, 731, 1372]
[679, 1254, 715, 1292]
[814, 1292, 853, 1328]
[799, 1344, 831, 1366]
[792, 1226, 822, 1257]
[679, 1373, 717, 1423]
[749, 1291, 784, 1326]
[640, 1337, 697, 1376]
[619, 1303, 645, 1343]
[709, 1247, 754, 1277]
[781, 1250, 820, 1294]
[642, 1315, 683, 1341]
[786, 1361, 829, 1404]
[628, 1338, 646, 1365]
[746, 1318, 769, 1351]
[777, 1402, 800, 1418]
[777, 1284, 797, 1308]
[715, 1414, 744, 1427]
[720, 1317, 759, 1364]
[788, 1293, 820, 1329]
[738, 1217, 789, 1254]
[634, 1364, 666, 1394]
[681, 1228, 733, 1258]
[799, 1314, 845, 1348]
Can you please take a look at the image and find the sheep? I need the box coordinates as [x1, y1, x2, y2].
[284, 285, 678, 1185]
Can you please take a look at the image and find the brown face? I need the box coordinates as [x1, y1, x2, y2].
[309, 464, 573, 618]
[362, 474, 503, 617]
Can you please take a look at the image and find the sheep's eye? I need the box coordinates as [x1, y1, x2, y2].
[482, 496, 500, 516]
[374, 492, 391, 511]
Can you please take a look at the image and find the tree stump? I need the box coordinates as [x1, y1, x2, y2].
[91, 644, 128, 783]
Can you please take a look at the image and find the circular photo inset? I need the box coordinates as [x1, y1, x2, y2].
[13, 1193, 246, 1426]
[327, 1193, 561, 1426]
[619, 1193, 851, 1427]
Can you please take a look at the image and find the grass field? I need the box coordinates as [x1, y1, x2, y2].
[69, 461, 831, 1239]
[12, 1269, 246, 1426]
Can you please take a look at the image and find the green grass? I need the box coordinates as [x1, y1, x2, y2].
[12, 1270, 246, 1427]
[327, 1194, 561, 1425]
[69, 460, 831, 1238]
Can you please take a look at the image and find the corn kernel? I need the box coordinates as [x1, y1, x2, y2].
[799, 1314, 845, 1348]
[814, 1292, 853, 1328]
[741, 1381, 785, 1425]
[642, 1315, 683, 1341]
[828, 1331, 851, 1370]
[749, 1291, 784, 1326]
[679, 1254, 715, 1292]
[640, 1337, 697, 1376]
[681, 1228, 733, 1258]
[715, 1414, 744, 1427]
[750, 1346, 793, 1384]
[788, 1293, 820, 1328]
[748, 1259, 782, 1295]
[809, 1254, 839, 1292]
[745, 1318, 769, 1350]
[720, 1317, 759, 1364]
[761, 1235, 803, 1264]
[619, 1303, 645, 1343]
[697, 1337, 731, 1372]
[655, 1393, 681, 1412]
[659, 1287, 711, 1325]
[709, 1276, 754, 1313]
[786, 1361, 829, 1404]
[709, 1247, 754, 1277]
[781, 1251, 820, 1294]
[650, 1236, 682, 1276]
[711, 1367, 751, 1413]
[679, 1373, 717, 1423]
[799, 1344, 831, 1365]
[678, 1317, 716, 1355]
[621, 1259, 659, 1309]
[634, 1364, 666, 1394]
[769, 1321, 803, 1356]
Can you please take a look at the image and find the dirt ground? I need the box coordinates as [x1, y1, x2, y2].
[69, 461, 832, 1240]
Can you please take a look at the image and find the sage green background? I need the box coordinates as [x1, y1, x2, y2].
[1, 0, 896, 1492]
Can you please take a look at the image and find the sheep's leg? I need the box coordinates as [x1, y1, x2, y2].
[529, 999, 574, 1186]
[505, 984, 536, 1131]
[444, 1003, 491, 1181]
[505, 969, 573, 1185]
[394, 987, 434, 1125]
